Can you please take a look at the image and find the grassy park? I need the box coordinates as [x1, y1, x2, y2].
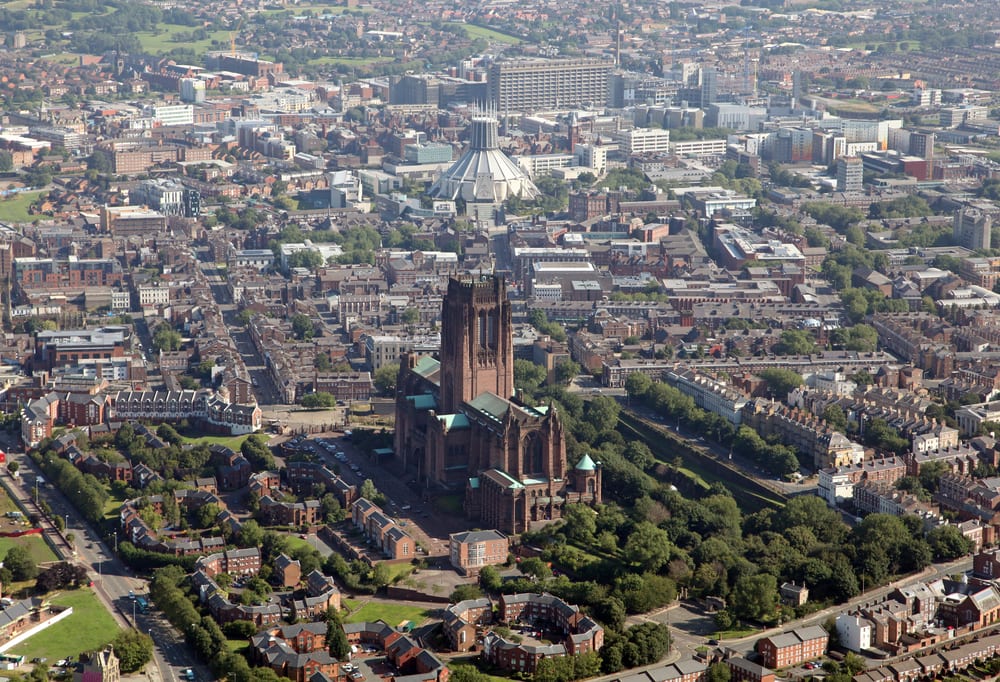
[0, 534, 58, 567]
[0, 192, 43, 224]
[9, 589, 119, 662]
[134, 25, 231, 57]
[449, 23, 522, 44]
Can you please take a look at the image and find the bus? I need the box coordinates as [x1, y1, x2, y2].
[135, 596, 149, 613]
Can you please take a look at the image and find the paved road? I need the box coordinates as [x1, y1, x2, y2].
[631, 554, 974, 664]
[1, 443, 208, 682]
[198, 262, 286, 406]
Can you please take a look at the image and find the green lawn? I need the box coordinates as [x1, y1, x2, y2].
[180, 434, 251, 450]
[38, 53, 81, 66]
[103, 487, 127, 520]
[9, 589, 119, 661]
[0, 533, 59, 566]
[715, 626, 758, 639]
[448, 23, 522, 44]
[343, 600, 431, 627]
[284, 535, 314, 554]
[134, 25, 231, 57]
[386, 562, 414, 582]
[0, 191, 44, 224]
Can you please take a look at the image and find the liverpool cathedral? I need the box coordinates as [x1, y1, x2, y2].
[394, 276, 601, 535]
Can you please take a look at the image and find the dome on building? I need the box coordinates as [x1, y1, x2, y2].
[429, 114, 539, 204]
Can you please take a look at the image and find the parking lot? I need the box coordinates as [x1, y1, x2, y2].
[295, 433, 466, 560]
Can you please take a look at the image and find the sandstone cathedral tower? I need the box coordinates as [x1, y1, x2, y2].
[394, 276, 601, 534]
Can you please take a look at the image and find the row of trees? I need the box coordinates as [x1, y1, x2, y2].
[31, 448, 110, 524]
[510, 362, 974, 635]
[150, 566, 285, 682]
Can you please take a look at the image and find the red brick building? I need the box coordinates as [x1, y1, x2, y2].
[756, 626, 828, 669]
[258, 496, 319, 527]
[250, 622, 339, 682]
[449, 529, 508, 576]
[394, 277, 601, 535]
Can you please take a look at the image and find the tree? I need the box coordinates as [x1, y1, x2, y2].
[315, 353, 332, 372]
[450, 584, 484, 602]
[111, 629, 154, 673]
[707, 663, 732, 682]
[4, 545, 36, 581]
[514, 359, 546, 393]
[291, 313, 315, 341]
[772, 329, 817, 355]
[301, 392, 336, 408]
[758, 368, 804, 398]
[400, 308, 420, 325]
[371, 563, 391, 587]
[224, 620, 258, 639]
[321, 494, 346, 524]
[152, 326, 182, 352]
[519, 557, 552, 580]
[6, 461, 18, 476]
[624, 372, 652, 399]
[326, 609, 350, 660]
[586, 396, 621, 432]
[195, 503, 221, 530]
[926, 525, 973, 561]
[359, 479, 384, 505]
[844, 653, 867, 676]
[373, 364, 399, 396]
[35, 562, 88, 592]
[156, 423, 182, 445]
[449, 665, 491, 682]
[239, 520, 264, 548]
[623, 522, 673, 573]
[822, 404, 848, 432]
[623, 441, 654, 470]
[561, 504, 597, 544]
[479, 565, 502, 592]
[554, 359, 582, 385]
[918, 460, 949, 493]
[731, 573, 778, 621]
